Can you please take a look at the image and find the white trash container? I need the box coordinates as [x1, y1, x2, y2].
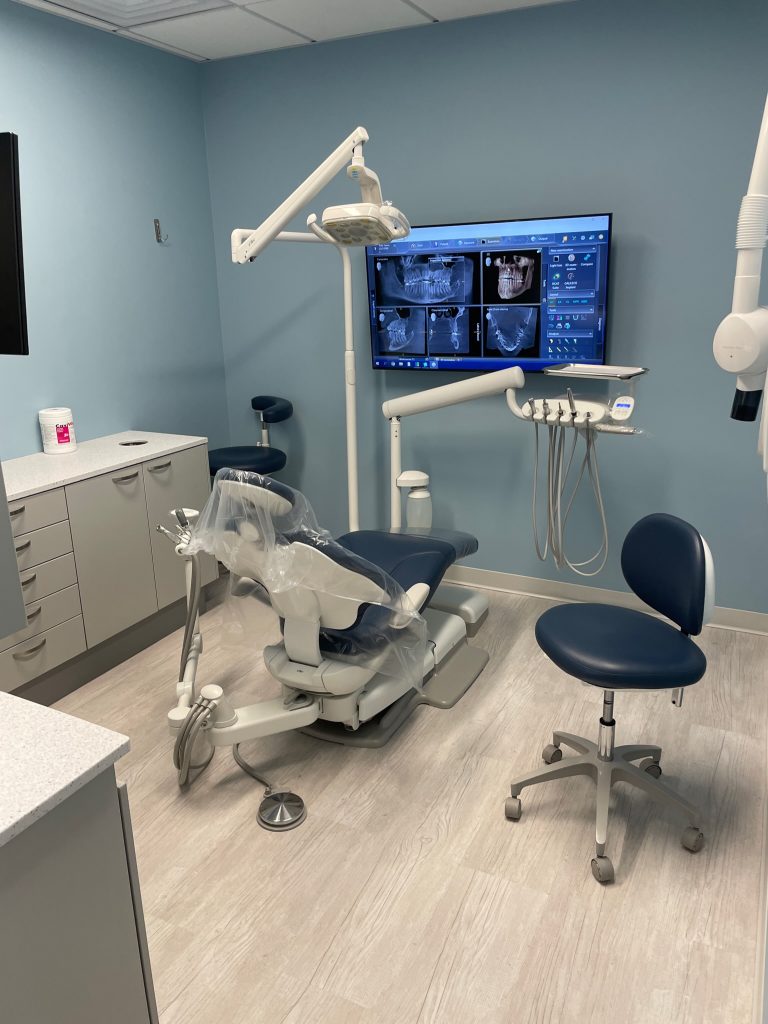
[39, 407, 77, 454]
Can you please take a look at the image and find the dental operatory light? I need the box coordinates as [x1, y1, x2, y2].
[231, 127, 409, 264]
[231, 127, 410, 535]
[713, 93, 768, 467]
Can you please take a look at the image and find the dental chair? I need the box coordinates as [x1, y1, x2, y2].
[505, 514, 714, 884]
[166, 470, 488, 829]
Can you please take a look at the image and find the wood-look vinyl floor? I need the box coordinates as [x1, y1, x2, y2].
[55, 590, 768, 1024]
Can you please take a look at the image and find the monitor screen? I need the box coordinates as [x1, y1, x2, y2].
[366, 213, 611, 372]
[0, 133, 28, 357]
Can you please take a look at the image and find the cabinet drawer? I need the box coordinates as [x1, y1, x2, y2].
[19, 552, 78, 603]
[8, 488, 68, 538]
[0, 616, 86, 692]
[0, 586, 82, 653]
[14, 521, 73, 572]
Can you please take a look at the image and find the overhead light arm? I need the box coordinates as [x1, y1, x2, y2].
[231, 126, 369, 263]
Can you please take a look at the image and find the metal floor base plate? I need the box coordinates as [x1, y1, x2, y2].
[301, 642, 489, 749]
[258, 791, 307, 831]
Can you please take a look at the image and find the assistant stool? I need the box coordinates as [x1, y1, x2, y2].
[208, 396, 293, 477]
[504, 513, 715, 884]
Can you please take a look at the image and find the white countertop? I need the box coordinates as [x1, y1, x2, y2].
[2, 431, 208, 501]
[0, 691, 129, 847]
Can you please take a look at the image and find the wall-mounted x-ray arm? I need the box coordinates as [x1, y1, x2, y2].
[714, 93, 768, 459]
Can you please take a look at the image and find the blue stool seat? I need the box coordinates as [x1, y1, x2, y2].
[208, 445, 287, 476]
[535, 603, 707, 691]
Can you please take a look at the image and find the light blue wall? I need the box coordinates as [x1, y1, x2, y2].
[0, 0, 227, 460]
[203, 0, 768, 613]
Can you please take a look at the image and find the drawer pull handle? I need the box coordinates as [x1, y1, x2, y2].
[13, 637, 47, 659]
[113, 471, 140, 484]
[26, 606, 42, 622]
[148, 461, 172, 472]
[9, 505, 25, 517]
[20, 573, 37, 587]
[15, 540, 31, 554]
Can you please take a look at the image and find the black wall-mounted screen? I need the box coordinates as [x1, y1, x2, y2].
[0, 133, 28, 357]
[366, 213, 612, 373]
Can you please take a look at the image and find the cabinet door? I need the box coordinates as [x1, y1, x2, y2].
[66, 468, 158, 647]
[143, 445, 217, 609]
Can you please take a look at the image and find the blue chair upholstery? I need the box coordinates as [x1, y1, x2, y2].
[251, 395, 293, 423]
[536, 513, 709, 691]
[209, 445, 286, 475]
[535, 604, 707, 690]
[208, 394, 292, 477]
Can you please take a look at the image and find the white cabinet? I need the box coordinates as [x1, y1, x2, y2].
[1, 435, 214, 689]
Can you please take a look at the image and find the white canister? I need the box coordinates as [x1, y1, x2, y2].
[39, 407, 77, 454]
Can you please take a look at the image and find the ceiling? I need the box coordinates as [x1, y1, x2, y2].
[13, 0, 572, 61]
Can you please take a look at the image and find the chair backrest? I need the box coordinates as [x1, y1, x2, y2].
[621, 513, 715, 635]
[214, 477, 388, 631]
[251, 395, 293, 423]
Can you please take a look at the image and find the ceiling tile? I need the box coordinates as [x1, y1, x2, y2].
[243, 0, 431, 42]
[42, 0, 228, 28]
[129, 6, 307, 57]
[419, 0, 570, 19]
[117, 27, 209, 58]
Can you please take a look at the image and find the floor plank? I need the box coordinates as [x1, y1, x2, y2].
[55, 589, 768, 1023]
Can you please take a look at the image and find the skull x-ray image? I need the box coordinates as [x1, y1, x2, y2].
[428, 306, 470, 354]
[485, 306, 538, 356]
[482, 249, 541, 304]
[374, 253, 478, 305]
[377, 307, 426, 354]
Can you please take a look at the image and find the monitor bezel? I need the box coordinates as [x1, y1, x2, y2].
[366, 211, 613, 373]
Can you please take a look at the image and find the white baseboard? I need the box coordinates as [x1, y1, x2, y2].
[443, 565, 768, 637]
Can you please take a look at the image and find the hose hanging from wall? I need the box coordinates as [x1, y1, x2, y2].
[531, 417, 609, 577]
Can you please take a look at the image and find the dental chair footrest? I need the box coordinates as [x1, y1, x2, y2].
[429, 585, 489, 637]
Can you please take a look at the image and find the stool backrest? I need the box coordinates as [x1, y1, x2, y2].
[621, 514, 715, 635]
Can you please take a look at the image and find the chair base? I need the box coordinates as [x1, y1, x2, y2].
[506, 720, 705, 884]
[303, 641, 489, 748]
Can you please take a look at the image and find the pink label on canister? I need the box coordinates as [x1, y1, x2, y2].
[56, 423, 71, 444]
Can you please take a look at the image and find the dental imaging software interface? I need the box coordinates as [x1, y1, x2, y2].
[366, 213, 612, 372]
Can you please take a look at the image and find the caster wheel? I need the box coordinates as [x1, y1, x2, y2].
[591, 855, 615, 884]
[681, 826, 704, 853]
[542, 744, 563, 765]
[505, 796, 522, 821]
[639, 757, 662, 779]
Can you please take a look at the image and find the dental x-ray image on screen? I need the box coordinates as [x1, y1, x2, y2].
[377, 307, 426, 354]
[482, 249, 541, 304]
[427, 306, 482, 355]
[484, 306, 539, 356]
[367, 213, 612, 372]
[373, 253, 479, 306]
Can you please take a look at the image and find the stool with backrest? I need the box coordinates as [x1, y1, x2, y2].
[505, 513, 715, 884]
[208, 396, 293, 477]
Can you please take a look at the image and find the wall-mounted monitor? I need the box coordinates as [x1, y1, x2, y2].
[0, 133, 28, 357]
[366, 212, 612, 372]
